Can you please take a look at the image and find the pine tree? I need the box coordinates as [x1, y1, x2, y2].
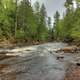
[47, 17, 51, 28]
[34, 3, 48, 41]
[17, 0, 37, 41]
[53, 11, 60, 40]
[38, 4, 48, 41]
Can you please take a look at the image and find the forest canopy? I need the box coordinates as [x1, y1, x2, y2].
[0, 0, 80, 43]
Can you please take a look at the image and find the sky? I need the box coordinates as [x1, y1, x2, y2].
[31, 0, 66, 24]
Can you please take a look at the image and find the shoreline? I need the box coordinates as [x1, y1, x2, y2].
[0, 40, 56, 49]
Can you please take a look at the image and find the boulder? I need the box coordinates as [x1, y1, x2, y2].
[56, 55, 64, 60]
[32, 41, 39, 45]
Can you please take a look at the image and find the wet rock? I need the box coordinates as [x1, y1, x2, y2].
[76, 63, 80, 66]
[56, 55, 64, 60]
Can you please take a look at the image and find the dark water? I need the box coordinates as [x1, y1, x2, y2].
[0, 42, 74, 80]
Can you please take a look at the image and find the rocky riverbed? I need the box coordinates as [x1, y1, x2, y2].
[0, 42, 80, 80]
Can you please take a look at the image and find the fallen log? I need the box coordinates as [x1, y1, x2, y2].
[54, 46, 78, 53]
[61, 46, 77, 53]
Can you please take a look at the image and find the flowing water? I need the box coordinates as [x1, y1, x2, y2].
[0, 42, 78, 80]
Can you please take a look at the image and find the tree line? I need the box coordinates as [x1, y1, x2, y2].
[0, 0, 80, 43]
[54, 0, 80, 42]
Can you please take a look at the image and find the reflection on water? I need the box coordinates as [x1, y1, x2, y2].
[0, 42, 73, 80]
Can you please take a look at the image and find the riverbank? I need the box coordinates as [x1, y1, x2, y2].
[0, 39, 54, 49]
[0, 38, 80, 49]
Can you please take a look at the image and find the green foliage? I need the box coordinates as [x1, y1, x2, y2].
[1, 0, 80, 43]
[0, 0, 16, 38]
[47, 17, 51, 28]
[53, 11, 61, 40]
[64, 0, 73, 8]
[0, 0, 50, 42]
[70, 8, 80, 39]
[34, 2, 48, 41]
[16, 29, 25, 39]
[59, 0, 80, 41]
[76, 0, 80, 2]
[52, 1, 80, 41]
[17, 0, 37, 40]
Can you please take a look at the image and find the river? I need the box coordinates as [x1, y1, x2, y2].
[0, 42, 78, 80]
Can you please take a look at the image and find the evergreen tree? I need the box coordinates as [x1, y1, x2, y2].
[34, 3, 48, 41]
[47, 17, 54, 41]
[47, 17, 51, 28]
[17, 0, 37, 41]
[38, 4, 48, 41]
[53, 11, 60, 40]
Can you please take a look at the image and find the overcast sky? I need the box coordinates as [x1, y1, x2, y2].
[31, 0, 66, 23]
